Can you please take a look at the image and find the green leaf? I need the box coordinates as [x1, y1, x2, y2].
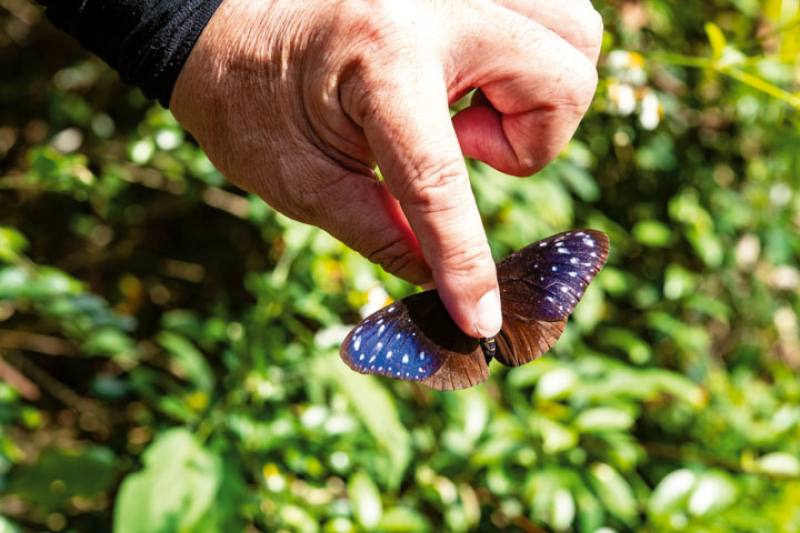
[316, 352, 411, 488]
[0, 516, 21, 533]
[526, 469, 576, 530]
[648, 469, 696, 518]
[7, 447, 116, 510]
[536, 367, 578, 400]
[704, 22, 727, 59]
[114, 429, 225, 533]
[157, 332, 215, 392]
[0, 227, 28, 263]
[588, 463, 638, 525]
[597, 328, 652, 364]
[663, 264, 697, 300]
[574, 407, 635, 433]
[687, 471, 737, 516]
[349, 470, 383, 530]
[378, 507, 430, 532]
[755, 452, 800, 477]
[632, 220, 673, 247]
[82, 327, 136, 358]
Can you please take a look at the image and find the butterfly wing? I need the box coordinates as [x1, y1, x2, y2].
[341, 229, 609, 383]
[495, 316, 567, 366]
[340, 290, 487, 390]
[494, 229, 609, 367]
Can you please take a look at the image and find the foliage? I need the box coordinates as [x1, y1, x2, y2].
[1, 0, 799, 531]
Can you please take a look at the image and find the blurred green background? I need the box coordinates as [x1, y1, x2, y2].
[1, 0, 800, 531]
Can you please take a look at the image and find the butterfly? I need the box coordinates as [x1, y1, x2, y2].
[340, 229, 609, 390]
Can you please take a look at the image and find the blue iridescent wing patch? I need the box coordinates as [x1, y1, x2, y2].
[340, 229, 609, 390]
[341, 300, 443, 381]
[497, 229, 609, 322]
[340, 291, 487, 389]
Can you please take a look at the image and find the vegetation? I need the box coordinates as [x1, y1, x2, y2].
[1, 0, 799, 531]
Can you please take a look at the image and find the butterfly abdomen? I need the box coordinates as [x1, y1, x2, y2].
[480, 337, 496, 364]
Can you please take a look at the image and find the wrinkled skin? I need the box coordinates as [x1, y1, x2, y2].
[171, 0, 602, 338]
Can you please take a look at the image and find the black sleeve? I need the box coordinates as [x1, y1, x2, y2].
[39, 0, 223, 108]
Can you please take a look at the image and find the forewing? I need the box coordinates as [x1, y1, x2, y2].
[340, 290, 486, 390]
[497, 229, 609, 322]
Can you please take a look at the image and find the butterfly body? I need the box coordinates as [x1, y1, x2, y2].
[480, 337, 497, 364]
[340, 229, 609, 390]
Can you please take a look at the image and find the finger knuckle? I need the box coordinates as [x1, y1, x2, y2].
[570, 3, 604, 52]
[366, 236, 418, 276]
[585, 8, 605, 48]
[550, 53, 598, 115]
[569, 55, 599, 111]
[439, 241, 495, 278]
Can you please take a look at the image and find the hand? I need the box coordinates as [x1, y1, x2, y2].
[170, 0, 602, 338]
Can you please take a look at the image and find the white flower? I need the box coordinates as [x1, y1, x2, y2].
[639, 91, 661, 130]
[360, 284, 390, 318]
[609, 82, 637, 115]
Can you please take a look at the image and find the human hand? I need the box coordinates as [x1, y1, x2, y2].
[170, 0, 602, 339]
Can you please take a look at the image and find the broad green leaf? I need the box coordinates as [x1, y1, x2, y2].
[755, 452, 800, 477]
[588, 463, 638, 525]
[536, 367, 578, 400]
[688, 471, 737, 515]
[280, 505, 319, 533]
[632, 220, 673, 247]
[316, 352, 411, 488]
[649, 469, 696, 517]
[114, 429, 224, 533]
[378, 507, 430, 532]
[574, 407, 635, 433]
[349, 471, 383, 530]
[7, 447, 116, 510]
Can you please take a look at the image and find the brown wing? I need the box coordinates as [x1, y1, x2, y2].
[420, 351, 489, 390]
[493, 315, 567, 367]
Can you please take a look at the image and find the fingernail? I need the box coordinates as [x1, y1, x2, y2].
[475, 288, 502, 338]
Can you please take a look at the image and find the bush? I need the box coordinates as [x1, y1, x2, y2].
[0, 1, 799, 531]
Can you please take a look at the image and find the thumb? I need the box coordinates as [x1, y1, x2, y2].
[346, 60, 502, 339]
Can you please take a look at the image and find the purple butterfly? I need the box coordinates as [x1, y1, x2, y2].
[340, 229, 610, 390]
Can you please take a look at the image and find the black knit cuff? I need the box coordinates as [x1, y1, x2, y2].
[40, 0, 223, 107]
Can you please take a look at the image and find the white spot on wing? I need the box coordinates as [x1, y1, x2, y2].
[402, 354, 409, 364]
[353, 336, 361, 351]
